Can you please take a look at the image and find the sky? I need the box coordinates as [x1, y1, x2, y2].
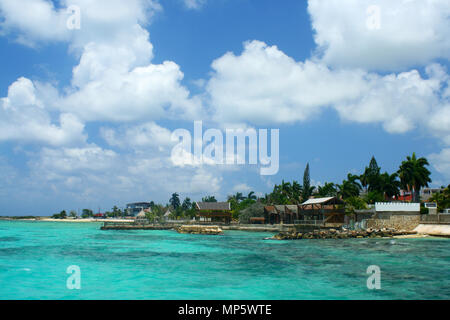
[0, 0, 449, 215]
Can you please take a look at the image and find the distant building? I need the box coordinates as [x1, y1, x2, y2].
[135, 210, 148, 224]
[396, 187, 443, 202]
[264, 197, 345, 225]
[396, 190, 413, 202]
[163, 209, 172, 221]
[421, 188, 444, 202]
[126, 202, 152, 217]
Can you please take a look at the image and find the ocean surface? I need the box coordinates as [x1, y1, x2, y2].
[0, 220, 448, 300]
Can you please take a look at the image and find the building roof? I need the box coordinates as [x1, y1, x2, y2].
[264, 206, 276, 214]
[195, 202, 231, 211]
[126, 202, 152, 207]
[301, 197, 343, 206]
[285, 205, 299, 213]
[164, 209, 172, 217]
[136, 210, 147, 218]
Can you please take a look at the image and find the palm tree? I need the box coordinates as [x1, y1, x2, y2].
[317, 182, 338, 197]
[291, 181, 303, 203]
[359, 167, 370, 193]
[170, 193, 181, 209]
[397, 153, 432, 202]
[379, 172, 401, 199]
[338, 174, 362, 199]
[202, 195, 218, 202]
[246, 191, 257, 201]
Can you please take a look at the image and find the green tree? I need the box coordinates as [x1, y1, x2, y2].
[112, 206, 122, 217]
[291, 181, 303, 203]
[379, 172, 401, 199]
[301, 163, 314, 201]
[338, 174, 362, 199]
[238, 202, 265, 223]
[170, 193, 181, 209]
[181, 198, 192, 211]
[317, 182, 338, 197]
[364, 191, 385, 204]
[246, 191, 257, 201]
[429, 185, 450, 212]
[202, 195, 217, 202]
[145, 211, 158, 223]
[69, 210, 77, 218]
[81, 209, 93, 218]
[398, 153, 432, 202]
[362, 156, 383, 193]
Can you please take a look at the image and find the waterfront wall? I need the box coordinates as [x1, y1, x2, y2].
[420, 214, 450, 224]
[367, 213, 420, 231]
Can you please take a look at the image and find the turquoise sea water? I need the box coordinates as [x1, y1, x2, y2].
[0, 220, 448, 300]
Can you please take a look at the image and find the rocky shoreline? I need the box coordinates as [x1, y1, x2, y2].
[270, 228, 417, 240]
[177, 225, 224, 235]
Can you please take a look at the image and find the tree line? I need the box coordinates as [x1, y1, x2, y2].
[52, 152, 443, 221]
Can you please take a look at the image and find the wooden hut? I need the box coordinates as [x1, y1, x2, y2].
[195, 202, 232, 223]
[135, 210, 148, 224]
[298, 197, 345, 225]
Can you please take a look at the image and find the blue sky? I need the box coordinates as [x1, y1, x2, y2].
[0, 0, 449, 215]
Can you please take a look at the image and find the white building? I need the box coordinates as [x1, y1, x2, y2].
[375, 202, 420, 214]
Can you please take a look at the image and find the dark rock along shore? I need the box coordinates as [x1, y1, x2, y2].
[271, 228, 417, 240]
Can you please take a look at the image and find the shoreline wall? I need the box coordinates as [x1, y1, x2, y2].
[367, 214, 420, 231]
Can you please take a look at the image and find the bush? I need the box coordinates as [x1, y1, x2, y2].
[364, 191, 385, 204]
[238, 202, 265, 224]
[420, 205, 429, 215]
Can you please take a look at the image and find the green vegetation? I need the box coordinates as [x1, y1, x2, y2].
[429, 185, 450, 212]
[81, 209, 93, 218]
[51, 210, 67, 219]
[398, 152, 432, 203]
[262, 153, 433, 208]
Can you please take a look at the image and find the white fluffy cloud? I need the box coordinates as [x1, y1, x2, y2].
[308, 0, 450, 71]
[100, 122, 174, 149]
[0, 0, 69, 45]
[1, 0, 202, 125]
[429, 149, 450, 179]
[208, 41, 448, 135]
[208, 41, 363, 124]
[0, 77, 86, 146]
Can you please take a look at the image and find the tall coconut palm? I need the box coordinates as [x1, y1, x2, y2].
[291, 181, 303, 203]
[359, 167, 370, 193]
[317, 182, 338, 197]
[246, 191, 257, 201]
[338, 174, 362, 199]
[379, 172, 401, 199]
[397, 153, 432, 202]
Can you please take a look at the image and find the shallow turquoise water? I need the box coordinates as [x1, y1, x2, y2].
[0, 220, 448, 300]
